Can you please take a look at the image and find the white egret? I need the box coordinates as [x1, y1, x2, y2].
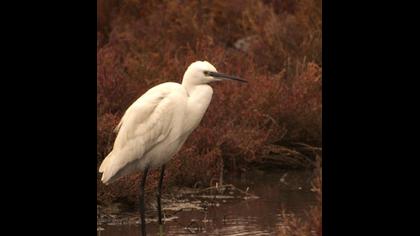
[99, 61, 246, 235]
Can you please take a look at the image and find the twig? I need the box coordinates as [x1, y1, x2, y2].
[194, 184, 258, 198]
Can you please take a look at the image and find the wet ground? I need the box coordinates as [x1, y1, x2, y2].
[97, 169, 317, 235]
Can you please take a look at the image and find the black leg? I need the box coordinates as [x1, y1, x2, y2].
[157, 165, 165, 233]
[139, 167, 149, 236]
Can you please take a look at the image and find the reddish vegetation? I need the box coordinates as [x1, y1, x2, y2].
[279, 158, 322, 235]
[97, 0, 321, 206]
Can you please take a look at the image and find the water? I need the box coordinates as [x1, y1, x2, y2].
[98, 169, 317, 235]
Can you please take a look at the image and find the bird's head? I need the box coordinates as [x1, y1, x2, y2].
[182, 61, 247, 85]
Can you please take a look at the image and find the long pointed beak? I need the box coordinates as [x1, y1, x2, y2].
[207, 71, 247, 83]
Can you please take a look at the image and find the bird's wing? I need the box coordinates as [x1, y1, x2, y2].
[100, 83, 186, 183]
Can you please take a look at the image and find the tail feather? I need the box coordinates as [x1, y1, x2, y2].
[99, 151, 112, 173]
[99, 142, 146, 184]
[99, 150, 138, 185]
[99, 152, 115, 185]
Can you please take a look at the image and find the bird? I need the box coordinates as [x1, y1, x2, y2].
[98, 61, 246, 235]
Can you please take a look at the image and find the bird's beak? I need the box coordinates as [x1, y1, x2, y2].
[206, 71, 247, 83]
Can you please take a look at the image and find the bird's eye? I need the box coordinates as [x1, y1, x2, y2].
[203, 71, 210, 76]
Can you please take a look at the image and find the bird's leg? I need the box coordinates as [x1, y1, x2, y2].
[157, 165, 166, 235]
[139, 167, 149, 236]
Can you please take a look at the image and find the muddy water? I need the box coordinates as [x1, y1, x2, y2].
[98, 169, 317, 236]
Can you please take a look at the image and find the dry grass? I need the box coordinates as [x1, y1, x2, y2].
[97, 0, 322, 205]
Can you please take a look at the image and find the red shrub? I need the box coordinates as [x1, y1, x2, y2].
[97, 0, 321, 204]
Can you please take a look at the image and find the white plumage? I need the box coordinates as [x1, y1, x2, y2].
[99, 61, 246, 184]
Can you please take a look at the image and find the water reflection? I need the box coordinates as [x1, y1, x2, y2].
[98, 169, 317, 235]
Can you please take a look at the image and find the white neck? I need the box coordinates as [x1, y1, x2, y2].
[181, 82, 213, 132]
[182, 75, 199, 95]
